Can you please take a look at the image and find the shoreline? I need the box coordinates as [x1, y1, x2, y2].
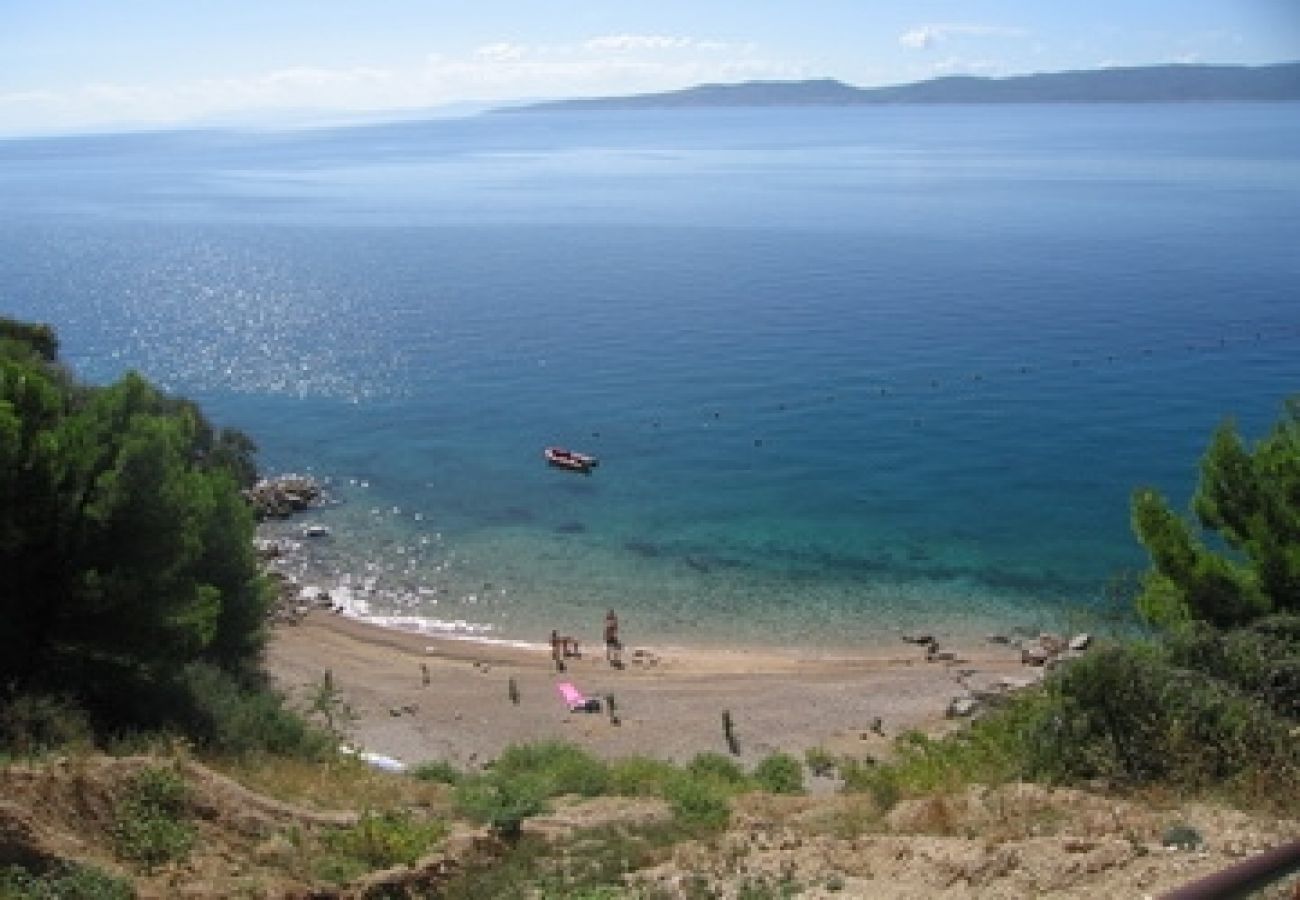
[263, 607, 1037, 770]
[259, 519, 1074, 660]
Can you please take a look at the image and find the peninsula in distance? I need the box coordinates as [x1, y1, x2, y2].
[509, 61, 1300, 112]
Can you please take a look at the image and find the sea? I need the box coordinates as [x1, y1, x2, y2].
[2, 104, 1298, 653]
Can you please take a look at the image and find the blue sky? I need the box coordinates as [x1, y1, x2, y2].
[2, 1, 1297, 134]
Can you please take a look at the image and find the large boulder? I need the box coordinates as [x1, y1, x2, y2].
[243, 474, 323, 520]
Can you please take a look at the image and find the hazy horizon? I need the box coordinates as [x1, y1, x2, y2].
[5, 1, 1298, 137]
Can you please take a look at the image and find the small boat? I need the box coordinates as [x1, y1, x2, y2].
[545, 446, 599, 472]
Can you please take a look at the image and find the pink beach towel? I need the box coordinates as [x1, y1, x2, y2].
[557, 681, 600, 713]
[557, 681, 585, 710]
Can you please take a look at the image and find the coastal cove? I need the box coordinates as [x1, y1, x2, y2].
[3, 103, 1299, 651]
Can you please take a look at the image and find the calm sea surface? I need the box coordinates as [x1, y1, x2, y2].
[2, 105, 1298, 650]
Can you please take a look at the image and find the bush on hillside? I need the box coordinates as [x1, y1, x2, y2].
[454, 773, 550, 840]
[0, 691, 94, 756]
[110, 765, 196, 872]
[164, 663, 334, 759]
[317, 810, 447, 883]
[1164, 614, 1300, 721]
[411, 759, 464, 786]
[663, 773, 731, 833]
[1021, 642, 1297, 786]
[686, 752, 749, 788]
[753, 752, 805, 795]
[0, 861, 134, 900]
[607, 756, 678, 796]
[492, 741, 611, 797]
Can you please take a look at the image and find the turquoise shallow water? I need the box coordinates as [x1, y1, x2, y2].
[2, 105, 1298, 649]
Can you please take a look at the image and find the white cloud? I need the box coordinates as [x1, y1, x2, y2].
[582, 34, 730, 53]
[900, 23, 1027, 50]
[476, 42, 528, 62]
[0, 33, 800, 133]
[930, 57, 1003, 76]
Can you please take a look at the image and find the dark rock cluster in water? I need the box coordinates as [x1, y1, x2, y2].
[244, 474, 323, 520]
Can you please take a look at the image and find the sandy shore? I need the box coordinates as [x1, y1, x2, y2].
[264, 611, 1036, 772]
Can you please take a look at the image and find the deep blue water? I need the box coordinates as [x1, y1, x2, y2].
[2, 105, 1298, 649]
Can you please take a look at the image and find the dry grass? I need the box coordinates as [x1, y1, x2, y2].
[208, 753, 453, 815]
[796, 794, 889, 840]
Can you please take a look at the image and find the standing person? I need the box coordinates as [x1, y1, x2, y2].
[603, 609, 621, 667]
[550, 629, 564, 672]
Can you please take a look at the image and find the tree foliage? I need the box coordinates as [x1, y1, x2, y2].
[0, 317, 267, 733]
[1131, 398, 1300, 628]
[0, 315, 58, 361]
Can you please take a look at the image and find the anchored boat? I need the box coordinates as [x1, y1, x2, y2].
[545, 446, 599, 473]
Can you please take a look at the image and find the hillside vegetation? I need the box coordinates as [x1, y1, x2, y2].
[0, 315, 324, 758]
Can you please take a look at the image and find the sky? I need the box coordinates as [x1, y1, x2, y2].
[2, 1, 1298, 135]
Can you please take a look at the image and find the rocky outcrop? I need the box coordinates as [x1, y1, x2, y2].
[243, 474, 323, 520]
[1020, 632, 1091, 668]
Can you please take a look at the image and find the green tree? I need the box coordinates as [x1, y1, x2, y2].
[0, 319, 268, 732]
[1132, 398, 1300, 628]
[0, 315, 58, 361]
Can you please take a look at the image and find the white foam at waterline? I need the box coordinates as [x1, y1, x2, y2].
[331, 585, 368, 615]
[331, 607, 544, 651]
[353, 611, 490, 635]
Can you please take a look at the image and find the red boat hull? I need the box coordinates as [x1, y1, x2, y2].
[545, 446, 598, 472]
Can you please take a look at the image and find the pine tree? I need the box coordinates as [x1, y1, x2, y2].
[1132, 398, 1300, 627]
[0, 320, 268, 718]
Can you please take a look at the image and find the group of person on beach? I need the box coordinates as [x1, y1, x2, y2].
[550, 609, 622, 671]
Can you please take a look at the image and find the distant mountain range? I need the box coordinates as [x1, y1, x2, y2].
[509, 62, 1300, 112]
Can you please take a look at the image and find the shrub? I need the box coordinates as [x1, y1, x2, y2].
[438, 823, 688, 899]
[454, 773, 550, 839]
[317, 809, 446, 883]
[663, 773, 730, 833]
[303, 669, 356, 740]
[412, 759, 464, 786]
[111, 765, 196, 871]
[686, 752, 749, 789]
[753, 752, 805, 795]
[0, 861, 134, 900]
[608, 756, 679, 796]
[168, 663, 333, 759]
[0, 691, 93, 755]
[1165, 615, 1300, 721]
[1024, 642, 1299, 788]
[736, 873, 804, 899]
[839, 760, 900, 812]
[492, 741, 610, 797]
